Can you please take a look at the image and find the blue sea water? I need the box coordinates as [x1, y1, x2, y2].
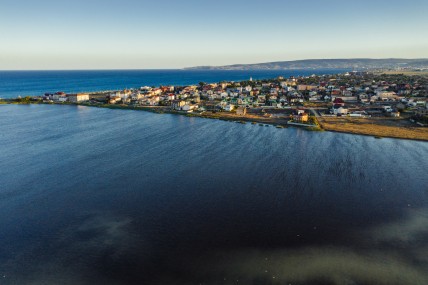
[0, 104, 427, 285]
[0, 69, 349, 99]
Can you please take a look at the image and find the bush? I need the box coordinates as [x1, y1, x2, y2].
[15, 96, 32, 103]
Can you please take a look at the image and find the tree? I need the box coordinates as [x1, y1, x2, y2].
[16, 96, 31, 103]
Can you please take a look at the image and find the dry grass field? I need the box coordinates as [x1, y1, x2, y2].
[377, 70, 428, 77]
[318, 116, 428, 141]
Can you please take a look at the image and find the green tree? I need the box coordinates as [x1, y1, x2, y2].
[16, 96, 31, 103]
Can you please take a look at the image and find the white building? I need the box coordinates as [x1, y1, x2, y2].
[376, 91, 397, 101]
[182, 104, 198, 112]
[332, 106, 348, 115]
[224, 104, 235, 112]
[68, 93, 89, 103]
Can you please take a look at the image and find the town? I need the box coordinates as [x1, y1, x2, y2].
[11, 71, 428, 141]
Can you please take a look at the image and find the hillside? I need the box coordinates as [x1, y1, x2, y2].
[185, 58, 428, 70]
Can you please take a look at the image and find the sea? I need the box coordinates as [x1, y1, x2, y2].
[0, 70, 428, 285]
[0, 69, 350, 99]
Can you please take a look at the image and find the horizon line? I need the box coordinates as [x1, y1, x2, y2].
[2, 57, 427, 71]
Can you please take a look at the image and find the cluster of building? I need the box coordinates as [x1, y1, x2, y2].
[41, 72, 428, 121]
[43, 92, 89, 103]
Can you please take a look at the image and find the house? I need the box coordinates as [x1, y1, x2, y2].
[284, 79, 297, 86]
[108, 97, 119, 104]
[182, 104, 197, 112]
[280, 81, 288, 88]
[53, 92, 66, 101]
[297, 85, 317, 91]
[151, 88, 162, 96]
[343, 90, 353, 97]
[309, 96, 321, 101]
[389, 111, 400, 117]
[370, 95, 379, 102]
[279, 96, 288, 103]
[377, 91, 398, 101]
[224, 104, 235, 112]
[208, 94, 217, 101]
[332, 105, 348, 115]
[331, 90, 342, 96]
[161, 86, 174, 92]
[167, 94, 175, 101]
[296, 109, 305, 115]
[333, 96, 357, 103]
[292, 110, 309, 122]
[219, 92, 228, 99]
[51, 92, 68, 102]
[236, 106, 247, 116]
[131, 93, 144, 100]
[140, 86, 152, 92]
[171, 100, 186, 110]
[148, 96, 160, 106]
[359, 93, 369, 103]
[382, 105, 393, 112]
[332, 98, 345, 106]
[416, 100, 427, 106]
[68, 93, 89, 103]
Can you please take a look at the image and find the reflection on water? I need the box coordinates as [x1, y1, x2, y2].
[3, 209, 428, 285]
[0, 105, 427, 285]
[156, 208, 428, 285]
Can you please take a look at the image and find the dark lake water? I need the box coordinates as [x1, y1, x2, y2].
[0, 104, 427, 285]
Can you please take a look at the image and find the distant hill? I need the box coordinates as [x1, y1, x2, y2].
[185, 58, 428, 70]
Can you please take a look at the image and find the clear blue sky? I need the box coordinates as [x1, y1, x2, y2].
[1, 0, 427, 69]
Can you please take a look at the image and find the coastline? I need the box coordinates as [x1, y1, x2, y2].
[4, 101, 428, 142]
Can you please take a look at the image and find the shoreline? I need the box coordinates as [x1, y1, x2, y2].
[3, 101, 428, 142]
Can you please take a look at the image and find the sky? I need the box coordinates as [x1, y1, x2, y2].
[0, 0, 427, 70]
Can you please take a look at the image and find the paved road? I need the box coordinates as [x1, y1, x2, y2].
[309, 108, 320, 118]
